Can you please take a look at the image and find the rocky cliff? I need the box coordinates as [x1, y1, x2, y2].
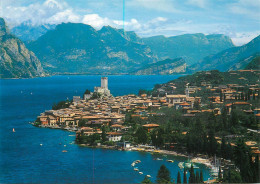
[0, 18, 45, 78]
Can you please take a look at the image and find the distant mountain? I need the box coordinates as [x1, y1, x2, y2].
[11, 21, 56, 41]
[131, 58, 186, 75]
[190, 35, 260, 72]
[244, 55, 260, 70]
[27, 23, 157, 74]
[143, 33, 234, 65]
[0, 18, 45, 79]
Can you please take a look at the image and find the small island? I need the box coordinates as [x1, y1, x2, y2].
[34, 69, 260, 183]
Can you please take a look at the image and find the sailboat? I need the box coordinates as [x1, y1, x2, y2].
[12, 128, 15, 132]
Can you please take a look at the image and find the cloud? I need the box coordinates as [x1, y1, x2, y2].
[230, 32, 260, 46]
[128, 0, 180, 13]
[187, 0, 207, 8]
[82, 14, 110, 28]
[229, 0, 260, 20]
[0, 0, 80, 26]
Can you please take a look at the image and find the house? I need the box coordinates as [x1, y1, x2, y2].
[142, 123, 160, 132]
[111, 124, 123, 132]
[117, 141, 131, 149]
[166, 95, 187, 104]
[107, 132, 122, 142]
[73, 96, 81, 102]
[38, 115, 48, 126]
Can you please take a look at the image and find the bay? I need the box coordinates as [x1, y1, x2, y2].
[0, 75, 212, 183]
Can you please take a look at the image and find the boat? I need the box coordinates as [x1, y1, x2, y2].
[156, 158, 163, 161]
[64, 145, 67, 147]
[135, 160, 141, 163]
[62, 150, 68, 153]
[40, 144, 43, 146]
[139, 172, 143, 175]
[146, 175, 151, 178]
[185, 162, 198, 169]
[131, 162, 136, 167]
[167, 160, 174, 163]
[134, 168, 139, 171]
[12, 128, 15, 132]
[178, 162, 184, 169]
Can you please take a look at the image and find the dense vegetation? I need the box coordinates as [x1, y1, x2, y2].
[52, 100, 72, 110]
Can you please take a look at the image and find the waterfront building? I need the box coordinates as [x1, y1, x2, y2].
[107, 132, 122, 142]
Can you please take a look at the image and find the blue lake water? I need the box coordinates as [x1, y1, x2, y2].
[0, 75, 212, 183]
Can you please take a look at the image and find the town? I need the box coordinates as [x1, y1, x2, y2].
[35, 70, 260, 183]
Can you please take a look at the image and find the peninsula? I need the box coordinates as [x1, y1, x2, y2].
[34, 68, 260, 183]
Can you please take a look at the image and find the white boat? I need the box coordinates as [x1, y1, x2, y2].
[167, 160, 174, 163]
[146, 175, 151, 178]
[156, 158, 163, 161]
[178, 162, 184, 169]
[131, 162, 135, 167]
[12, 128, 15, 132]
[139, 172, 143, 175]
[135, 160, 141, 163]
[40, 144, 43, 146]
[185, 163, 198, 169]
[134, 168, 139, 171]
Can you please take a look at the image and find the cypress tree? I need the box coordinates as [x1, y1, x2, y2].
[183, 168, 187, 184]
[247, 91, 251, 101]
[255, 155, 259, 183]
[156, 164, 171, 183]
[200, 170, 203, 183]
[189, 165, 195, 183]
[218, 166, 222, 180]
[196, 171, 200, 183]
[142, 176, 152, 183]
[177, 171, 181, 184]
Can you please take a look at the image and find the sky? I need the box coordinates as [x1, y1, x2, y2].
[0, 0, 259, 46]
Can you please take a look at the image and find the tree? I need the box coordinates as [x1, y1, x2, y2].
[135, 126, 148, 144]
[230, 110, 239, 127]
[218, 166, 222, 180]
[200, 170, 203, 183]
[78, 119, 86, 127]
[84, 89, 91, 94]
[101, 126, 107, 143]
[177, 171, 181, 184]
[183, 168, 187, 184]
[189, 165, 195, 183]
[223, 169, 242, 183]
[156, 164, 171, 183]
[142, 176, 152, 183]
[195, 171, 200, 183]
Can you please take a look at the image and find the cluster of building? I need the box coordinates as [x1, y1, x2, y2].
[36, 72, 260, 143]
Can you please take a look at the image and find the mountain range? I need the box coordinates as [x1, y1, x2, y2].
[11, 21, 56, 41]
[190, 35, 260, 72]
[132, 58, 186, 75]
[27, 23, 157, 74]
[0, 18, 45, 78]
[1, 18, 259, 78]
[143, 34, 234, 65]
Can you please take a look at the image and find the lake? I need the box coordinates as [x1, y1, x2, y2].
[0, 75, 212, 183]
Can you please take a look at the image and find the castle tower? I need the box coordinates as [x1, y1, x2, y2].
[101, 77, 108, 89]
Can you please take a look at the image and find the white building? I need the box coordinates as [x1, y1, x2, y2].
[94, 77, 111, 96]
[107, 132, 122, 142]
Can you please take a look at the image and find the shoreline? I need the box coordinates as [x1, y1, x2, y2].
[34, 123, 220, 170]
